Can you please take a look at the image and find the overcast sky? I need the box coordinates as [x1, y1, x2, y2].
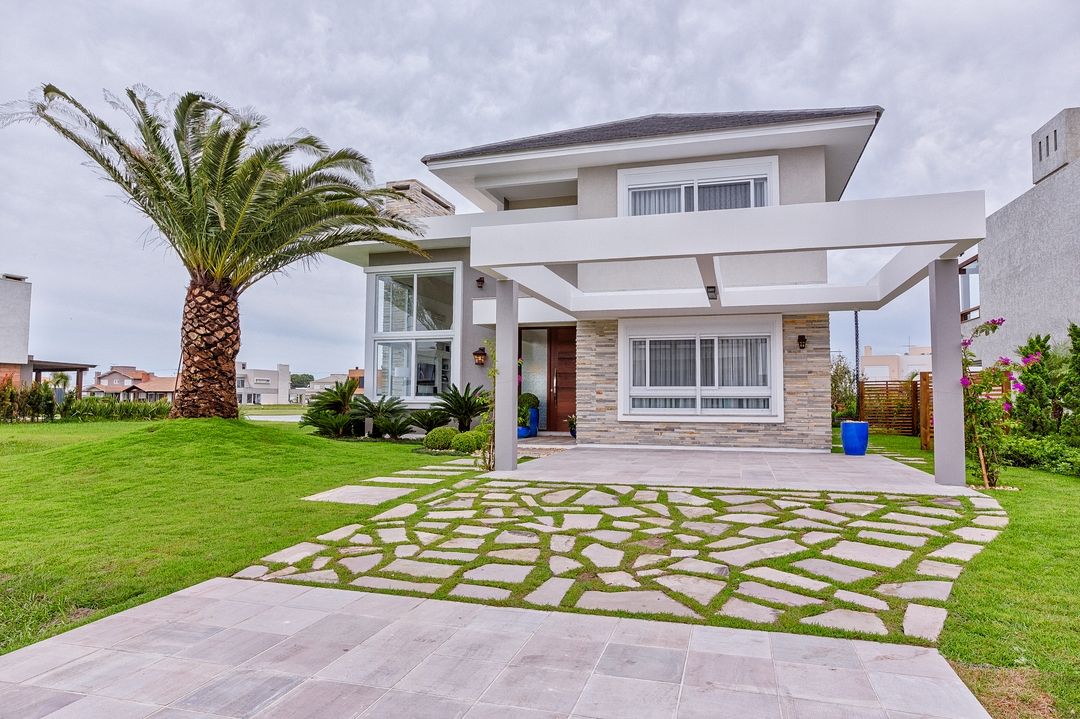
[2, 1, 1077, 378]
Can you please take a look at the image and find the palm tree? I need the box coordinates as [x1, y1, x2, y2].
[2, 86, 423, 418]
[49, 372, 70, 390]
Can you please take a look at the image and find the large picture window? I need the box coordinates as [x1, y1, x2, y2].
[619, 316, 783, 421]
[370, 267, 457, 400]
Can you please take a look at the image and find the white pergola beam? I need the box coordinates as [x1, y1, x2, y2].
[472, 191, 986, 270]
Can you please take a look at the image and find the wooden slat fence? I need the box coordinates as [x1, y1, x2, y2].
[858, 379, 918, 435]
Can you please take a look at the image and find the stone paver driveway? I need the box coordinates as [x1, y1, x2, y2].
[243, 464, 1005, 644]
[0, 577, 991, 718]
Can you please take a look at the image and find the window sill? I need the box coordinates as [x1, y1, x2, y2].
[617, 413, 784, 424]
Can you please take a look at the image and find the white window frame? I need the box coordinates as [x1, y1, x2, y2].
[617, 315, 784, 424]
[364, 261, 462, 404]
[616, 156, 780, 217]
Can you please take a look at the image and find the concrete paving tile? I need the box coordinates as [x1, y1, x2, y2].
[678, 685, 781, 718]
[532, 613, 620, 642]
[823, 541, 912, 569]
[769, 632, 861, 669]
[573, 674, 680, 719]
[791, 558, 875, 583]
[849, 521, 941, 537]
[463, 703, 566, 718]
[335, 592, 424, 618]
[350, 576, 441, 593]
[243, 637, 354, 675]
[184, 600, 271, 628]
[337, 554, 381, 574]
[668, 557, 729, 577]
[468, 606, 551, 633]
[902, 604, 948, 642]
[717, 512, 776, 525]
[971, 514, 1008, 528]
[776, 696, 886, 718]
[867, 671, 991, 718]
[718, 597, 782, 624]
[742, 567, 829, 592]
[792, 508, 850, 524]
[316, 524, 362, 542]
[229, 581, 312, 605]
[773, 661, 878, 707]
[915, 560, 964, 579]
[98, 656, 227, 704]
[177, 628, 286, 666]
[880, 512, 951, 527]
[174, 668, 304, 718]
[581, 543, 624, 568]
[0, 683, 82, 719]
[490, 548, 540, 562]
[708, 539, 805, 566]
[261, 543, 328, 565]
[799, 531, 840, 545]
[611, 618, 691, 650]
[689, 626, 770, 658]
[42, 695, 159, 719]
[578, 590, 699, 617]
[951, 527, 1000, 543]
[113, 622, 224, 656]
[383, 558, 460, 579]
[801, 609, 887, 635]
[684, 650, 776, 693]
[599, 570, 640, 588]
[303, 485, 413, 505]
[0, 640, 98, 682]
[464, 563, 535, 584]
[856, 531, 927, 548]
[233, 606, 327, 636]
[595, 642, 685, 683]
[876, 581, 953, 601]
[396, 653, 506, 700]
[737, 582, 822, 607]
[513, 635, 606, 672]
[53, 616, 163, 649]
[248, 679, 384, 718]
[435, 628, 532, 663]
[451, 583, 513, 600]
[834, 589, 890, 611]
[480, 665, 589, 713]
[826, 502, 885, 516]
[361, 688, 475, 718]
[316, 644, 432, 688]
[654, 574, 726, 605]
[853, 642, 957, 680]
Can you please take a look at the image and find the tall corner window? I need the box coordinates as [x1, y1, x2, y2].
[959, 257, 980, 322]
[621, 317, 780, 419]
[372, 268, 455, 400]
[620, 158, 777, 218]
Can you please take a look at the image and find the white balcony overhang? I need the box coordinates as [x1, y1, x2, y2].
[469, 191, 986, 317]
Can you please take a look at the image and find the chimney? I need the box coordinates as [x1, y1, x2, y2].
[1032, 108, 1080, 184]
[383, 179, 455, 219]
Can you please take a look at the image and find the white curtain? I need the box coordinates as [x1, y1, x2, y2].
[630, 186, 681, 216]
[379, 275, 414, 332]
[648, 339, 696, 386]
[698, 181, 751, 211]
[717, 337, 769, 387]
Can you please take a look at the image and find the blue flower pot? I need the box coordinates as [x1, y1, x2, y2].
[840, 420, 869, 456]
[517, 425, 530, 439]
[528, 407, 539, 437]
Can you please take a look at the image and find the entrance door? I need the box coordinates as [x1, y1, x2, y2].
[547, 327, 576, 432]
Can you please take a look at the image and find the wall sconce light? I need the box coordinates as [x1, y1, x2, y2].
[705, 285, 718, 300]
[472, 347, 488, 366]
[476, 276, 486, 289]
[797, 334, 807, 349]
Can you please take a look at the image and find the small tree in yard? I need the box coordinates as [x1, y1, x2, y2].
[3, 86, 422, 418]
[830, 353, 858, 422]
[1060, 322, 1080, 438]
[1011, 334, 1061, 435]
[961, 318, 1040, 487]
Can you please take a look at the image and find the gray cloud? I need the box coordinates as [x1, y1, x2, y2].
[2, 1, 1077, 375]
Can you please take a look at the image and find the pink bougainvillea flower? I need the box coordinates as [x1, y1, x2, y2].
[1013, 381, 1026, 393]
[961, 338, 973, 348]
[1003, 401, 1013, 412]
[960, 376, 972, 387]
[989, 317, 1006, 326]
[998, 357, 1012, 366]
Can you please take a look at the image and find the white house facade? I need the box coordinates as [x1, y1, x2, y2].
[329, 109, 985, 485]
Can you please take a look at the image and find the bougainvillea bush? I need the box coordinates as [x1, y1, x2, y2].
[961, 317, 1041, 487]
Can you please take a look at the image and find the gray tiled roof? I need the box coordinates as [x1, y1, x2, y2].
[422, 107, 883, 164]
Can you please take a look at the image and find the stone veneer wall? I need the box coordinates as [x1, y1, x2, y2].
[575, 314, 831, 450]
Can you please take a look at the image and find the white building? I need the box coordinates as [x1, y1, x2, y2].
[234, 361, 290, 405]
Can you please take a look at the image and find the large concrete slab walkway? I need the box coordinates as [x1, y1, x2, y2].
[0, 578, 990, 718]
[488, 447, 981, 495]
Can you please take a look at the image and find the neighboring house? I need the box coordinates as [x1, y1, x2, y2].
[290, 370, 365, 404]
[235, 361, 291, 405]
[963, 107, 1080, 361]
[328, 108, 985, 484]
[0, 273, 94, 390]
[85, 366, 178, 401]
[861, 345, 933, 381]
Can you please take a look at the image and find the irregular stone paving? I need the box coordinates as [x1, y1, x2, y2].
[245, 466, 1007, 644]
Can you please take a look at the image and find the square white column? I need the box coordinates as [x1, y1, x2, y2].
[928, 258, 966, 486]
[494, 279, 519, 471]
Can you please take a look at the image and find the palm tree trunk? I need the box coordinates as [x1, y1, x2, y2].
[169, 278, 241, 419]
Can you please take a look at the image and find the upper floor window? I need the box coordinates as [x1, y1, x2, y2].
[618, 156, 779, 218]
[377, 271, 454, 333]
[236, 377, 246, 388]
[960, 256, 980, 322]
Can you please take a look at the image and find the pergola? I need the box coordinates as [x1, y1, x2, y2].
[470, 190, 986, 486]
[28, 357, 95, 395]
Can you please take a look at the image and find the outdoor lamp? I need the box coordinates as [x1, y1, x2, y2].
[798, 334, 807, 349]
[476, 276, 486, 289]
[472, 347, 488, 366]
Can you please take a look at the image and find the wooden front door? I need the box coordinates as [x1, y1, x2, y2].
[547, 327, 576, 431]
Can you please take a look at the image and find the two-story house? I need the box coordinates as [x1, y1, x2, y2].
[234, 361, 291, 405]
[329, 108, 985, 485]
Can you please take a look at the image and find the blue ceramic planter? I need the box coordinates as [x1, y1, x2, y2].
[840, 420, 870, 456]
[518, 408, 540, 438]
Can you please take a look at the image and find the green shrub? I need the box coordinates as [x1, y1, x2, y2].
[58, 397, 170, 422]
[409, 408, 449, 433]
[299, 410, 353, 438]
[423, 425, 459, 450]
[450, 430, 484, 454]
[373, 413, 415, 440]
[433, 383, 488, 431]
[1000, 434, 1080, 476]
[518, 392, 540, 410]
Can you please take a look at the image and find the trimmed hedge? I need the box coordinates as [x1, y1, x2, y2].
[423, 426, 459, 450]
[1000, 434, 1080, 477]
[450, 430, 485, 454]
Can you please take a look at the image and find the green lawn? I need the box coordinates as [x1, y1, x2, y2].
[240, 403, 305, 416]
[0, 419, 442, 653]
[836, 429, 1080, 717]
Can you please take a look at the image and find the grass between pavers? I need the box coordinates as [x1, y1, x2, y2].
[0, 419, 453, 654]
[268, 478, 989, 645]
[836, 428, 1080, 717]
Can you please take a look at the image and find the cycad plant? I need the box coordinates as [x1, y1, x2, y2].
[2, 86, 422, 418]
[433, 383, 488, 431]
[352, 394, 408, 437]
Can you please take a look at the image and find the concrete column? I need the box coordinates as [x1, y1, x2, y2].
[494, 279, 519, 471]
[928, 259, 966, 485]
